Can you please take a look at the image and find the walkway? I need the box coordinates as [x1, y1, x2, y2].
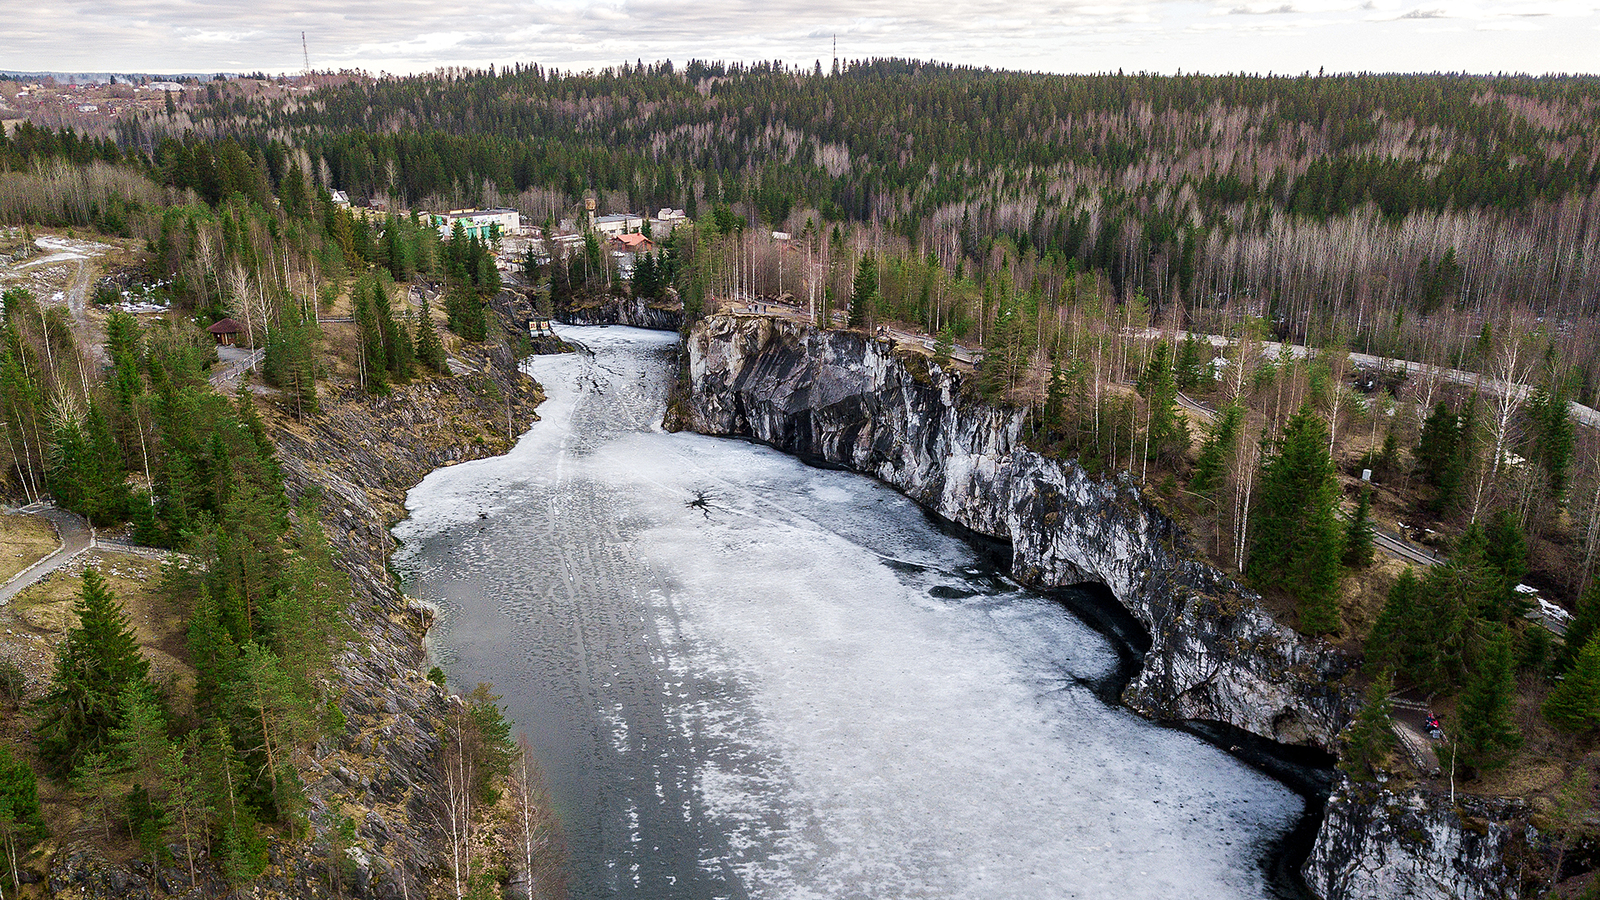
[0, 502, 94, 604]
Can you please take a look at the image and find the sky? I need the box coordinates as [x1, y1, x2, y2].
[6, 0, 1597, 78]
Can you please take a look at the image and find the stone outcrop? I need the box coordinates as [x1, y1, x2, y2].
[682, 313, 1548, 900]
[683, 312, 1354, 748]
[1304, 781, 1538, 900]
[562, 295, 682, 331]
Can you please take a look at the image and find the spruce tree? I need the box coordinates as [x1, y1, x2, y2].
[35, 567, 155, 774]
[1191, 404, 1242, 497]
[1545, 637, 1600, 733]
[1137, 340, 1189, 464]
[414, 295, 448, 374]
[1343, 486, 1375, 568]
[1455, 623, 1522, 771]
[1366, 568, 1420, 679]
[1248, 405, 1345, 634]
[848, 252, 877, 330]
[0, 744, 45, 882]
[1342, 670, 1396, 780]
[1560, 581, 1600, 673]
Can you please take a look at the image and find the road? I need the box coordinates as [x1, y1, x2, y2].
[0, 503, 93, 605]
[1141, 328, 1600, 430]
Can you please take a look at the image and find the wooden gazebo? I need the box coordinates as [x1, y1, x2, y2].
[207, 318, 242, 346]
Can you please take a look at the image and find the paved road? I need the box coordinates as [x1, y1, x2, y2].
[0, 503, 93, 604]
[1142, 328, 1600, 430]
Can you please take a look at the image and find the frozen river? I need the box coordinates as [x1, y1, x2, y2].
[393, 325, 1307, 900]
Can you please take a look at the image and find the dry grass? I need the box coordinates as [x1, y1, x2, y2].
[0, 512, 60, 584]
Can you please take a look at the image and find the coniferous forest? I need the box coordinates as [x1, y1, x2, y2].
[4, 58, 1600, 895]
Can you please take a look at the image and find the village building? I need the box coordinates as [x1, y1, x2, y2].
[432, 207, 520, 241]
[592, 213, 645, 238]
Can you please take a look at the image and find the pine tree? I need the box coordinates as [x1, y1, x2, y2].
[1545, 638, 1600, 733]
[1248, 405, 1345, 634]
[1455, 623, 1522, 771]
[34, 567, 155, 774]
[1416, 401, 1468, 513]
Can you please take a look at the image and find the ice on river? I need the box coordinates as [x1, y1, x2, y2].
[394, 325, 1303, 900]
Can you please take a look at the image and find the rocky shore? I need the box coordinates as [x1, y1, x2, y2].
[676, 311, 1543, 900]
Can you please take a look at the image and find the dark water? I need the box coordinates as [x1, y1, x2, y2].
[394, 325, 1305, 900]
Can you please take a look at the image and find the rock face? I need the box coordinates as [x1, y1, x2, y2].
[684, 313, 1353, 748]
[563, 295, 682, 331]
[1304, 781, 1537, 900]
[684, 313, 1545, 900]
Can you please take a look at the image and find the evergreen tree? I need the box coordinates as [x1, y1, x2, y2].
[1191, 403, 1242, 497]
[262, 316, 318, 418]
[0, 744, 45, 884]
[1455, 623, 1522, 771]
[1544, 637, 1600, 733]
[1342, 670, 1396, 780]
[1365, 568, 1420, 677]
[1523, 384, 1575, 497]
[34, 567, 155, 774]
[414, 295, 448, 374]
[1482, 509, 1529, 622]
[1343, 487, 1375, 568]
[351, 283, 389, 395]
[1416, 400, 1469, 513]
[1559, 581, 1600, 672]
[1248, 406, 1345, 634]
[848, 252, 878, 329]
[1136, 340, 1189, 464]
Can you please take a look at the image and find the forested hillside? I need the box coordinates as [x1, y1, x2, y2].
[97, 62, 1600, 386]
[6, 59, 1600, 892]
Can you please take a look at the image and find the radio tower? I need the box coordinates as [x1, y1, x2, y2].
[832, 34, 838, 76]
[302, 31, 311, 76]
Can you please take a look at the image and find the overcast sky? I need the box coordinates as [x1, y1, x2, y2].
[8, 0, 1597, 78]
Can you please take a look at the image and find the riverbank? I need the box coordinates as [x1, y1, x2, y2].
[257, 338, 548, 897]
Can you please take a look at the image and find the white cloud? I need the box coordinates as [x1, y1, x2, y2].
[2, 0, 1595, 75]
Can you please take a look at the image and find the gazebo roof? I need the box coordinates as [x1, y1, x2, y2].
[207, 318, 243, 335]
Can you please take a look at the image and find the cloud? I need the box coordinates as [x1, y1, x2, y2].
[3, 0, 1596, 76]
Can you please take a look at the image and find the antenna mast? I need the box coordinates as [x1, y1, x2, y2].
[832, 34, 838, 76]
[302, 31, 310, 75]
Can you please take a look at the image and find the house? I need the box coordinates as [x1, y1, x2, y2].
[207, 318, 243, 346]
[608, 233, 654, 253]
[649, 208, 688, 237]
[433, 208, 520, 242]
[329, 190, 351, 208]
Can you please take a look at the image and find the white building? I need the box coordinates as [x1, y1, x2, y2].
[649, 208, 688, 237]
[433, 207, 521, 242]
[592, 213, 645, 238]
